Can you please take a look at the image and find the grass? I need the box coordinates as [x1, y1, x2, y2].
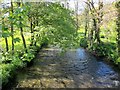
[0, 30, 31, 69]
[0, 31, 31, 52]
[77, 20, 117, 44]
[100, 21, 117, 44]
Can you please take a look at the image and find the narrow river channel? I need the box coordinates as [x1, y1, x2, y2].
[11, 47, 120, 89]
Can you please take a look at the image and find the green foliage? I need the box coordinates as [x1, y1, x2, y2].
[1, 2, 77, 86]
[2, 26, 10, 38]
[13, 37, 21, 43]
[80, 38, 88, 48]
[77, 2, 120, 69]
[22, 53, 35, 62]
[1, 51, 35, 85]
[2, 32, 10, 38]
[116, 57, 120, 64]
[11, 54, 24, 68]
[91, 42, 117, 60]
[116, 1, 120, 57]
[1, 64, 14, 85]
[34, 3, 77, 48]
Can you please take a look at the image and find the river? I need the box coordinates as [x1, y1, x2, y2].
[10, 47, 120, 89]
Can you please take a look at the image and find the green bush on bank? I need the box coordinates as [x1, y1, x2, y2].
[92, 42, 116, 57]
[80, 38, 88, 48]
[1, 45, 38, 86]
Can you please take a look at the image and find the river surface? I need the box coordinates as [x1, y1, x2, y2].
[11, 47, 120, 89]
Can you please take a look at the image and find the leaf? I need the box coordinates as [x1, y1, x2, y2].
[2, 32, 10, 38]
[2, 26, 8, 31]
[13, 37, 21, 43]
[116, 57, 120, 64]
[15, 22, 24, 28]
[19, 23, 24, 27]
[19, 17, 24, 21]
[8, 16, 14, 22]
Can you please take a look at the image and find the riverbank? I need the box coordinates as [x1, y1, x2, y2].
[2, 43, 48, 90]
[88, 49, 120, 70]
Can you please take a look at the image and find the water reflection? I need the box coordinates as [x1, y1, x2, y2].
[76, 48, 87, 60]
[96, 62, 115, 76]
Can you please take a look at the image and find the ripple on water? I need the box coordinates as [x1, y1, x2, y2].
[96, 62, 116, 76]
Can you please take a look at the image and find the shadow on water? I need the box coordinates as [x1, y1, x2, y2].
[10, 48, 120, 89]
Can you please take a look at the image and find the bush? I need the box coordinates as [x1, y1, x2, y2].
[92, 42, 117, 59]
[80, 38, 88, 48]
[1, 41, 47, 86]
[1, 64, 14, 85]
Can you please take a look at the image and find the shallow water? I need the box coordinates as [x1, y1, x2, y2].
[12, 48, 120, 89]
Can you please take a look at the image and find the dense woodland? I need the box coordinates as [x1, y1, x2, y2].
[0, 0, 120, 88]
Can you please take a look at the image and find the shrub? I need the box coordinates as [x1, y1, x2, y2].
[80, 38, 88, 48]
[92, 42, 117, 59]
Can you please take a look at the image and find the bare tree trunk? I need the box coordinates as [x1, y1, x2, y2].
[10, 1, 14, 54]
[74, 0, 79, 30]
[30, 17, 34, 46]
[18, 2, 27, 53]
[5, 38, 9, 52]
[86, 0, 103, 44]
[89, 18, 96, 48]
[2, 17, 9, 52]
[96, 21, 101, 43]
[97, 0, 103, 43]
[84, 5, 89, 37]
[85, 22, 88, 37]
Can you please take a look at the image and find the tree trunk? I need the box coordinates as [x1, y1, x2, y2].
[74, 0, 79, 30]
[10, 1, 14, 54]
[30, 18, 34, 46]
[85, 22, 88, 37]
[34, 16, 39, 46]
[84, 5, 89, 37]
[95, 0, 103, 43]
[89, 19, 95, 48]
[96, 22, 101, 43]
[18, 2, 27, 53]
[36, 17, 39, 26]
[116, 1, 120, 56]
[2, 17, 9, 52]
[93, 18, 97, 39]
[20, 23, 27, 53]
[5, 38, 9, 52]
[118, 26, 120, 56]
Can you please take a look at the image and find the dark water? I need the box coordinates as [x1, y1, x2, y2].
[11, 48, 120, 89]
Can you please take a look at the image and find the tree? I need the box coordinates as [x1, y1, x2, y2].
[17, 2, 27, 52]
[35, 2, 77, 48]
[74, 0, 79, 30]
[85, 0, 103, 46]
[84, 4, 89, 37]
[10, 1, 14, 54]
[2, 17, 9, 52]
[116, 1, 120, 56]
[95, 0, 103, 43]
[28, 2, 40, 46]
[1, 6, 10, 52]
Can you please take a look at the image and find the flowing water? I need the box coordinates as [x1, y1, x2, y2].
[11, 47, 120, 89]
